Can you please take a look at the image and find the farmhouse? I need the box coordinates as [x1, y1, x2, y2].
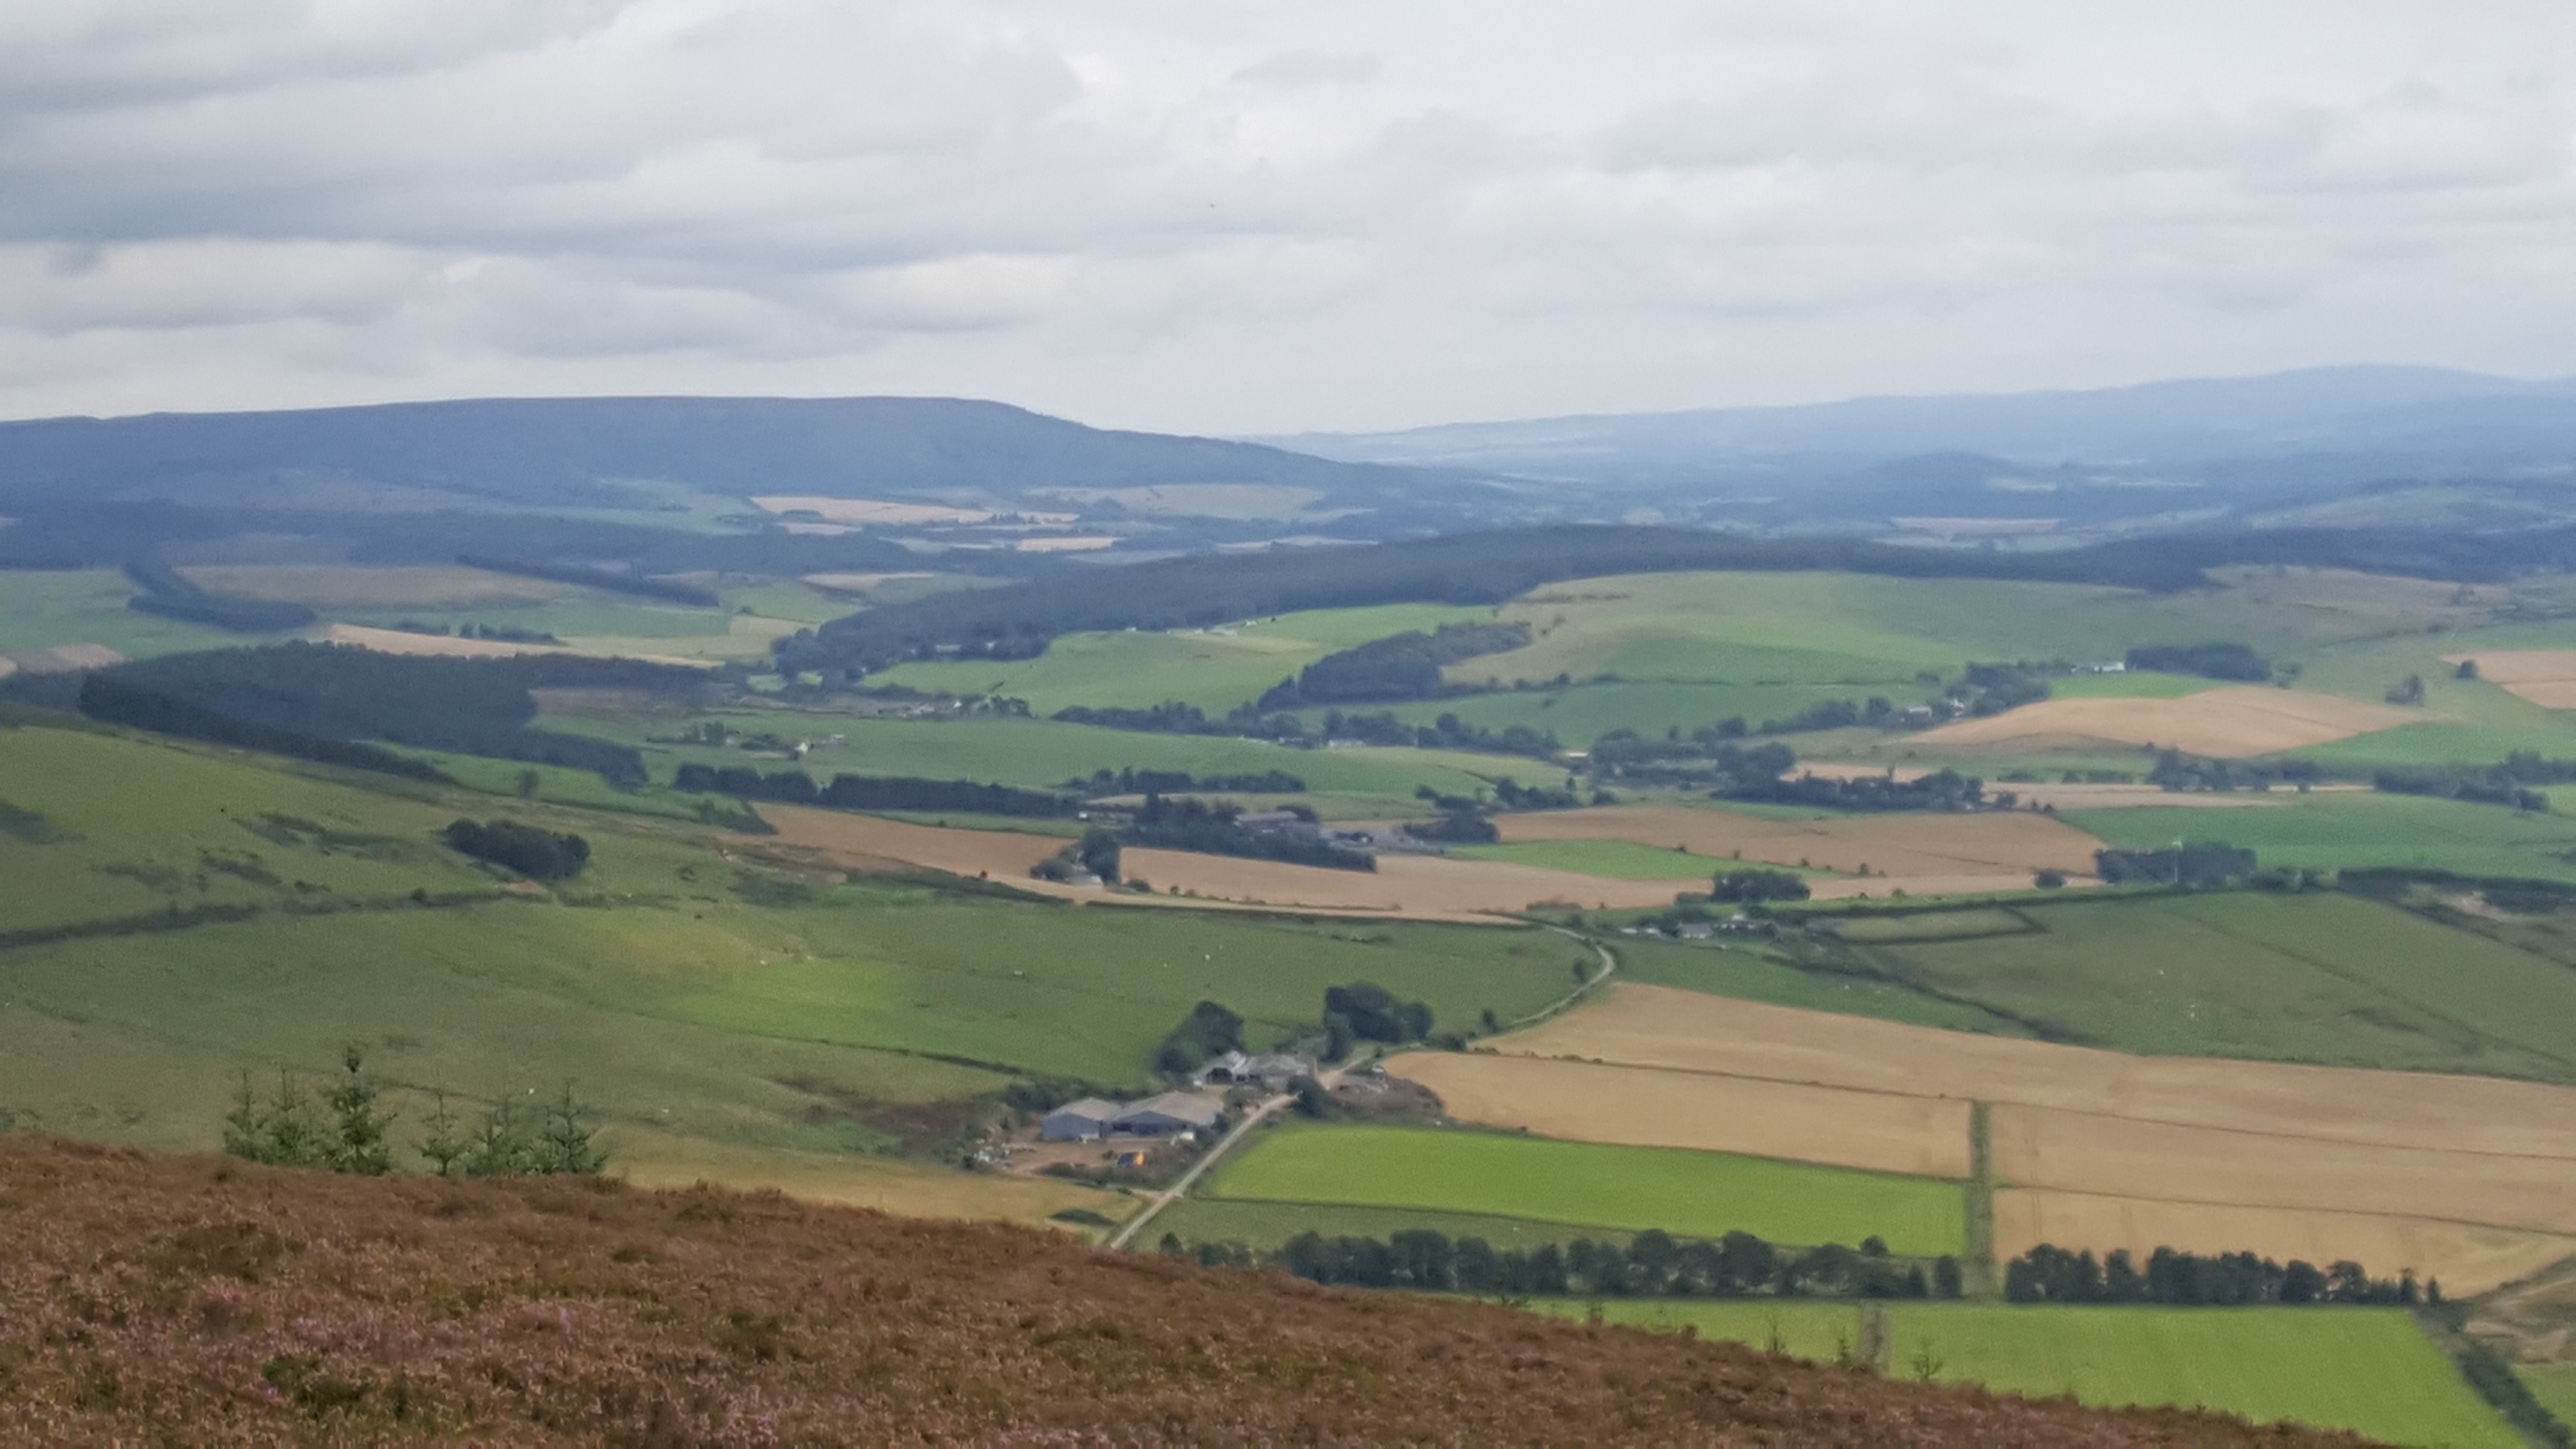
[1113, 1092, 1225, 1138]
[1040, 1098, 1125, 1142]
[1199, 1050, 1313, 1089]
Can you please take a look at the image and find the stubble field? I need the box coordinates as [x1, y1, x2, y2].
[1391, 982, 2576, 1293]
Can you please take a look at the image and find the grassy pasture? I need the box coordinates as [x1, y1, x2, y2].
[868, 602, 1494, 712]
[2065, 790, 2576, 884]
[2521, 1364, 2576, 1431]
[1205, 1124, 1966, 1255]
[545, 707, 1512, 804]
[1883, 889, 2576, 1079]
[1609, 938, 2029, 1035]
[0, 717, 1573, 1170]
[1305, 681, 1881, 748]
[1548, 1300, 2514, 1447]
[0, 568, 247, 658]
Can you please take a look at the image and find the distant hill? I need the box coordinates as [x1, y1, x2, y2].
[1265, 366, 2576, 537]
[0, 395, 1426, 512]
[0, 1135, 2336, 1444]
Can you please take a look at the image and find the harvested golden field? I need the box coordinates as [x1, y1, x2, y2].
[2444, 649, 2576, 708]
[764, 805, 1693, 921]
[0, 1138, 2322, 1446]
[316, 623, 715, 668]
[1389, 1051, 1974, 1177]
[1995, 1191, 2576, 1299]
[605, 1125, 1125, 1229]
[1911, 687, 2418, 757]
[1505, 986, 2576, 1159]
[751, 494, 996, 525]
[318, 622, 574, 659]
[178, 564, 564, 608]
[1419, 982, 2576, 1290]
[1498, 803, 2104, 878]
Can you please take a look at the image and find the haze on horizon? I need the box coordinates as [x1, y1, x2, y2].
[4, 0, 2572, 435]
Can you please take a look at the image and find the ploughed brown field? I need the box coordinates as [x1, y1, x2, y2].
[1393, 983, 2576, 1292]
[0, 1138, 2345, 1446]
[1908, 687, 2417, 757]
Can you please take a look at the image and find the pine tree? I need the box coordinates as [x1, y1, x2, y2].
[222, 1071, 266, 1162]
[459, 1094, 535, 1177]
[259, 1070, 327, 1169]
[534, 1081, 604, 1175]
[322, 1046, 394, 1175]
[416, 1091, 467, 1177]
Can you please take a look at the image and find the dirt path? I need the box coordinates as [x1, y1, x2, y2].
[1108, 1092, 1294, 1251]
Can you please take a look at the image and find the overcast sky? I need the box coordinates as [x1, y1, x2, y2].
[4, 1, 2572, 433]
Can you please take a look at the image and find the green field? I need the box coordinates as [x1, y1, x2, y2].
[2520, 1363, 2576, 1431]
[1867, 890, 2576, 1079]
[540, 707, 1521, 808]
[0, 569, 252, 658]
[1540, 1301, 2513, 1447]
[869, 602, 1495, 712]
[1608, 937, 2032, 1035]
[1205, 1124, 1965, 1255]
[2065, 791, 2576, 885]
[1454, 837, 1729, 880]
[0, 717, 1572, 1162]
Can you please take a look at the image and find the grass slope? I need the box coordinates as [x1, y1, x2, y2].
[1206, 1124, 1966, 1256]
[1879, 890, 2576, 1079]
[1554, 1300, 2514, 1448]
[2066, 791, 2576, 885]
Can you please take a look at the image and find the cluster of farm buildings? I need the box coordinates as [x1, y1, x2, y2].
[1039, 1051, 1315, 1142]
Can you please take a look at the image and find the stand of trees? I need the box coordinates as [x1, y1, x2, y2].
[80, 644, 685, 784]
[2372, 755, 2576, 811]
[2095, 841, 2257, 888]
[1255, 622, 1530, 710]
[2004, 1242, 2422, 1306]
[442, 818, 591, 881]
[2147, 751, 2329, 792]
[1155, 1000, 1244, 1076]
[1033, 827, 1122, 885]
[1322, 982, 1433, 1054]
[2126, 642, 2271, 681]
[1711, 869, 1813, 903]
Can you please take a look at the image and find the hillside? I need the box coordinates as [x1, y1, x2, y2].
[0, 1137, 2355, 1445]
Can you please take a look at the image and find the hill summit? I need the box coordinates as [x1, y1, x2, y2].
[0, 1137, 2352, 1444]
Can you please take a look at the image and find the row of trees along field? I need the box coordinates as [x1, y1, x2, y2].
[1178, 1225, 2427, 1309]
[1049, 699, 1563, 759]
[223, 1048, 603, 1179]
[672, 764, 1079, 818]
[1182, 1227, 1960, 1300]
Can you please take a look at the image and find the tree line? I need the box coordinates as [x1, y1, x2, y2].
[2004, 1242, 2429, 1306]
[672, 764, 1079, 818]
[1254, 621, 1530, 710]
[1122, 795, 1375, 872]
[2126, 642, 2271, 681]
[1177, 1226, 1958, 1301]
[2094, 841, 2257, 887]
[1067, 767, 1305, 795]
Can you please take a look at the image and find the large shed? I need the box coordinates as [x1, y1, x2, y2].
[1040, 1098, 1125, 1142]
[1112, 1092, 1224, 1138]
